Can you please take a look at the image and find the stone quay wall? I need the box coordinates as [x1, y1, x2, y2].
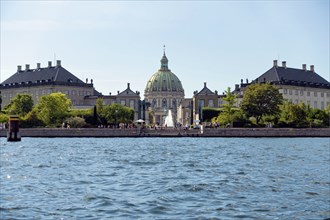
[0, 128, 329, 138]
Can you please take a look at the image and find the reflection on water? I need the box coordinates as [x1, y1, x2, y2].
[1, 138, 329, 219]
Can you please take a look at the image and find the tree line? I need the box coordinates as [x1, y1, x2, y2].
[202, 83, 330, 128]
[0, 93, 134, 128]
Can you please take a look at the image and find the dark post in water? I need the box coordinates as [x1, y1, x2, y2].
[7, 115, 21, 142]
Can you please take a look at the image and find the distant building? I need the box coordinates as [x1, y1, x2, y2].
[236, 60, 330, 109]
[84, 83, 142, 122]
[144, 50, 185, 125]
[0, 60, 97, 107]
[192, 82, 219, 121]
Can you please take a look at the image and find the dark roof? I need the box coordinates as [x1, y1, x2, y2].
[1, 64, 85, 85]
[255, 66, 330, 88]
[195, 82, 216, 96]
[117, 83, 140, 97]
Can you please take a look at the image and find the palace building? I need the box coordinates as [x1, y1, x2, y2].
[144, 50, 185, 125]
[234, 60, 330, 109]
[0, 60, 97, 107]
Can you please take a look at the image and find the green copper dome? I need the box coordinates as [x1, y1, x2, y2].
[145, 52, 184, 93]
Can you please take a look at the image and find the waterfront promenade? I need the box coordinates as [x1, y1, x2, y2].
[0, 128, 329, 138]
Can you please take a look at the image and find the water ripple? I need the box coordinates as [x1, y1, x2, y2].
[0, 137, 329, 219]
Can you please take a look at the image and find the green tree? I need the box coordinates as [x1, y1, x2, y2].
[95, 98, 107, 124]
[103, 103, 134, 125]
[241, 83, 283, 125]
[280, 101, 308, 127]
[0, 113, 9, 123]
[20, 108, 44, 128]
[35, 93, 72, 125]
[4, 94, 34, 116]
[222, 87, 237, 127]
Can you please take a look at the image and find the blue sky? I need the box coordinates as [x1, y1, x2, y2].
[1, 1, 329, 97]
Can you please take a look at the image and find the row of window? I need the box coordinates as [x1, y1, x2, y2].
[198, 99, 215, 108]
[283, 89, 330, 98]
[2, 90, 92, 99]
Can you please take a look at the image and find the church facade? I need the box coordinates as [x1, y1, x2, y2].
[144, 51, 185, 125]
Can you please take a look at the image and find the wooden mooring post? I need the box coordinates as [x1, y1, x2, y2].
[7, 115, 21, 142]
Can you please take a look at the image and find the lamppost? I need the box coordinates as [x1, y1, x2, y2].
[115, 110, 118, 128]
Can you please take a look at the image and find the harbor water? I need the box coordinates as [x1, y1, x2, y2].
[1, 137, 329, 219]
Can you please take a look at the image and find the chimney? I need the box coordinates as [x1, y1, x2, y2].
[273, 60, 278, 67]
[86, 78, 88, 83]
[302, 64, 306, 71]
[25, 64, 30, 71]
[310, 65, 314, 72]
[37, 63, 41, 69]
[56, 60, 61, 67]
[282, 61, 286, 68]
[235, 84, 239, 90]
[91, 79, 93, 84]
[48, 61, 52, 67]
[127, 83, 130, 89]
[204, 82, 207, 87]
[17, 65, 22, 72]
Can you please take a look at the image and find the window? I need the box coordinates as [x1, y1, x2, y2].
[283, 89, 287, 94]
[327, 93, 330, 98]
[307, 91, 310, 96]
[321, 102, 324, 110]
[314, 92, 317, 97]
[321, 92, 324, 97]
[300, 90, 304, 96]
[162, 98, 167, 108]
[289, 90, 292, 95]
[65, 90, 69, 95]
[209, 99, 214, 107]
[307, 101, 311, 106]
[295, 100, 298, 104]
[129, 100, 135, 109]
[172, 99, 177, 108]
[72, 90, 76, 95]
[295, 90, 298, 95]
[120, 100, 126, 106]
[314, 101, 318, 109]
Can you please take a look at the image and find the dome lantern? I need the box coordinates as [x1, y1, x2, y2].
[160, 45, 169, 71]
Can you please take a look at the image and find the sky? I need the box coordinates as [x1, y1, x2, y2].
[1, 0, 329, 97]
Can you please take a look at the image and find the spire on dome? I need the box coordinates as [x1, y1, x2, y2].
[160, 45, 169, 70]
